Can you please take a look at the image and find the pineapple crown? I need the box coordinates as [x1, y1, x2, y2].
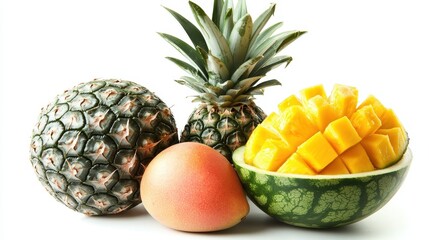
[160, 0, 306, 107]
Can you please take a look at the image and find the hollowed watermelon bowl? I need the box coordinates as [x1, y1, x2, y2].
[232, 146, 412, 228]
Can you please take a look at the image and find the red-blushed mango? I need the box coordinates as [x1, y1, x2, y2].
[140, 142, 249, 232]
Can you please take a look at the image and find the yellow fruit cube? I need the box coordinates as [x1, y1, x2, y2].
[275, 106, 318, 148]
[377, 127, 408, 157]
[305, 95, 338, 131]
[350, 105, 382, 138]
[261, 112, 281, 130]
[278, 95, 302, 113]
[340, 143, 375, 173]
[323, 116, 361, 154]
[361, 134, 397, 169]
[329, 84, 358, 118]
[244, 125, 278, 165]
[381, 108, 403, 129]
[253, 139, 293, 171]
[320, 157, 350, 175]
[277, 153, 316, 175]
[297, 132, 338, 172]
[358, 95, 386, 119]
[300, 84, 327, 102]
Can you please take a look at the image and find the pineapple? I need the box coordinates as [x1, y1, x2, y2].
[161, 0, 305, 161]
[29, 79, 178, 215]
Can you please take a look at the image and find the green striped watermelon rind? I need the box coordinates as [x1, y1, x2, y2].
[232, 146, 412, 228]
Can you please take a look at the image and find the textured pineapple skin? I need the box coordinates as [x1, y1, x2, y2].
[180, 102, 265, 162]
[29, 79, 178, 215]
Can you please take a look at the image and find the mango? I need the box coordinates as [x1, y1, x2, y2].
[323, 116, 361, 154]
[305, 95, 338, 131]
[361, 134, 397, 168]
[244, 124, 279, 165]
[277, 153, 316, 175]
[275, 105, 318, 147]
[357, 95, 386, 119]
[376, 127, 407, 156]
[141, 142, 249, 232]
[244, 84, 408, 175]
[380, 108, 403, 129]
[350, 105, 382, 138]
[297, 132, 338, 172]
[320, 157, 350, 175]
[253, 139, 293, 171]
[329, 84, 358, 118]
[300, 84, 327, 103]
[340, 143, 375, 173]
[278, 94, 302, 112]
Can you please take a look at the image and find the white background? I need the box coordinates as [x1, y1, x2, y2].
[1, 0, 428, 239]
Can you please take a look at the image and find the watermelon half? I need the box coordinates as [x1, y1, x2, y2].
[232, 146, 412, 228]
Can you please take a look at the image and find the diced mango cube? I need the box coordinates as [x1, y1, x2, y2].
[361, 134, 397, 168]
[261, 112, 281, 131]
[305, 95, 339, 131]
[278, 95, 302, 113]
[277, 153, 316, 175]
[340, 143, 375, 173]
[358, 95, 386, 119]
[329, 84, 358, 118]
[300, 84, 327, 103]
[381, 108, 403, 129]
[320, 157, 350, 175]
[350, 105, 382, 138]
[297, 132, 338, 172]
[275, 106, 318, 148]
[323, 116, 361, 154]
[244, 125, 279, 165]
[253, 139, 293, 171]
[376, 127, 408, 157]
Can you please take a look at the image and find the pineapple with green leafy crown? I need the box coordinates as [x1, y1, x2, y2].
[161, 0, 305, 161]
[29, 79, 178, 215]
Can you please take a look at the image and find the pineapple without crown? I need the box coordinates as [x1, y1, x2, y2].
[161, 0, 305, 161]
[29, 79, 178, 215]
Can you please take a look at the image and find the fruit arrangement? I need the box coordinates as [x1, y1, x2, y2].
[161, 0, 305, 161]
[245, 84, 408, 175]
[28, 0, 412, 233]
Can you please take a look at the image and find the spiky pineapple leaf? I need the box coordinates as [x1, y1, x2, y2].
[193, 92, 219, 103]
[206, 51, 230, 84]
[250, 22, 283, 56]
[232, 94, 253, 104]
[233, 0, 248, 23]
[175, 76, 206, 93]
[253, 55, 292, 76]
[229, 14, 253, 70]
[166, 57, 208, 82]
[212, 0, 224, 29]
[252, 30, 305, 73]
[276, 30, 307, 53]
[159, 33, 207, 77]
[231, 55, 263, 82]
[246, 31, 284, 60]
[163, 6, 208, 51]
[219, 0, 233, 31]
[234, 76, 264, 90]
[189, 1, 233, 70]
[221, 8, 234, 40]
[217, 79, 235, 91]
[249, 3, 276, 49]
[247, 79, 281, 95]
